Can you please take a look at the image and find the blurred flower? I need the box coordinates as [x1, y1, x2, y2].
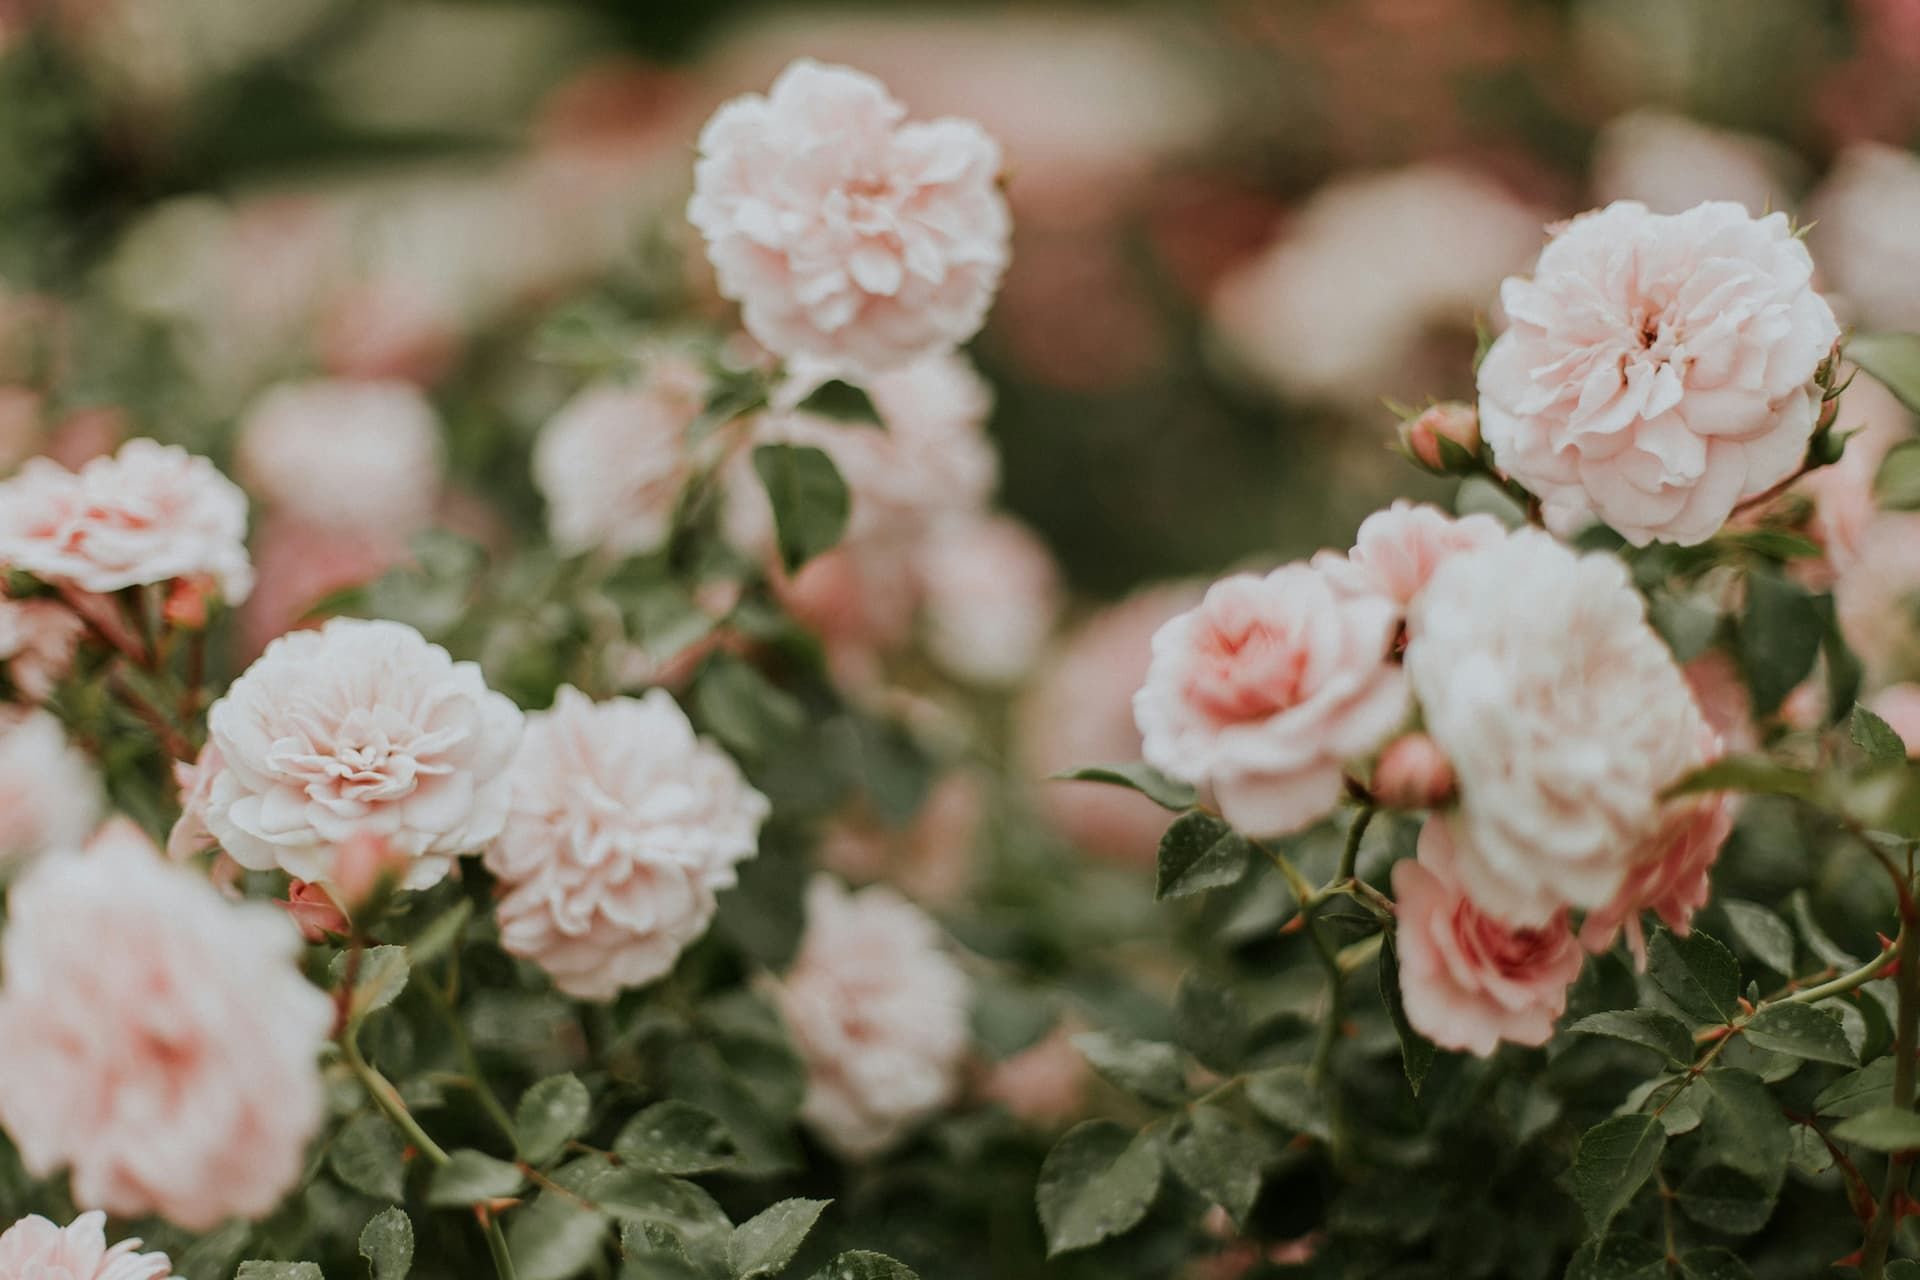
[533, 362, 706, 558]
[0, 440, 253, 601]
[688, 59, 1010, 376]
[316, 277, 461, 385]
[1134, 564, 1408, 836]
[775, 875, 971, 1159]
[236, 379, 443, 536]
[236, 517, 408, 659]
[1391, 817, 1584, 1056]
[204, 618, 524, 890]
[1834, 514, 1920, 688]
[0, 821, 331, 1230]
[1809, 143, 1920, 333]
[0, 595, 83, 702]
[820, 770, 983, 907]
[1315, 501, 1506, 610]
[1796, 374, 1916, 582]
[1017, 584, 1203, 866]
[1684, 651, 1759, 755]
[1406, 530, 1709, 925]
[1370, 732, 1457, 811]
[0, 709, 102, 863]
[1578, 764, 1736, 969]
[975, 1025, 1086, 1126]
[0, 1211, 171, 1280]
[1872, 683, 1920, 754]
[1211, 166, 1544, 407]
[485, 687, 767, 1001]
[1591, 111, 1801, 215]
[917, 513, 1061, 688]
[166, 741, 222, 861]
[1479, 201, 1839, 547]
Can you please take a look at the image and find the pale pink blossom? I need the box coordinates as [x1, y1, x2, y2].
[317, 277, 460, 385]
[775, 543, 921, 691]
[688, 59, 1011, 375]
[1592, 111, 1800, 216]
[235, 379, 443, 535]
[1018, 584, 1202, 865]
[203, 618, 524, 889]
[917, 513, 1060, 687]
[1809, 143, 1920, 333]
[976, 1025, 1086, 1126]
[1406, 530, 1710, 925]
[1391, 818, 1585, 1056]
[1684, 650, 1759, 755]
[1797, 374, 1917, 578]
[1400, 402, 1481, 472]
[1134, 564, 1409, 836]
[1370, 732, 1456, 811]
[0, 822, 331, 1229]
[486, 687, 767, 1000]
[0, 596, 83, 701]
[775, 875, 971, 1158]
[236, 516, 408, 659]
[1315, 501, 1507, 610]
[820, 771, 983, 906]
[0, 1212, 171, 1280]
[1834, 514, 1920, 688]
[1579, 782, 1736, 967]
[0, 710, 102, 863]
[0, 439, 253, 600]
[533, 370, 704, 558]
[1478, 201, 1840, 547]
[1872, 684, 1920, 755]
[165, 740, 221, 861]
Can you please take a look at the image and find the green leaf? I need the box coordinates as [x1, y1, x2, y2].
[1816, 1056, 1896, 1118]
[359, 1207, 414, 1280]
[1742, 1004, 1856, 1065]
[614, 1101, 741, 1175]
[405, 898, 473, 967]
[794, 379, 883, 426]
[517, 1074, 591, 1166]
[693, 656, 806, 759]
[1649, 594, 1721, 662]
[1850, 331, 1920, 415]
[1070, 1032, 1190, 1107]
[1049, 763, 1198, 811]
[752, 444, 850, 571]
[1888, 1262, 1920, 1279]
[1245, 1065, 1330, 1140]
[1379, 934, 1436, 1094]
[1665, 755, 1815, 801]
[809, 1253, 918, 1280]
[1163, 1104, 1274, 1226]
[1676, 1165, 1774, 1236]
[1788, 1122, 1835, 1176]
[1719, 901, 1796, 977]
[1790, 891, 1859, 968]
[594, 1171, 733, 1264]
[331, 946, 410, 1021]
[1738, 571, 1824, 715]
[1154, 811, 1249, 900]
[1852, 702, 1911, 765]
[427, 1149, 528, 1207]
[1565, 1237, 1666, 1280]
[509, 1193, 609, 1280]
[728, 1198, 831, 1278]
[1571, 1113, 1666, 1235]
[331, 1112, 409, 1202]
[1678, 1247, 1752, 1279]
[1173, 972, 1250, 1073]
[1833, 1105, 1920, 1152]
[175, 1223, 251, 1280]
[1035, 1121, 1164, 1256]
[1570, 1009, 1694, 1065]
[1700, 1069, 1790, 1194]
[237, 1266, 323, 1280]
[1649, 929, 1742, 1025]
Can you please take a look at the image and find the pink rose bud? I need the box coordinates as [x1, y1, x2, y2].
[331, 832, 409, 909]
[278, 880, 349, 942]
[1400, 402, 1481, 473]
[164, 575, 214, 630]
[1371, 732, 1457, 810]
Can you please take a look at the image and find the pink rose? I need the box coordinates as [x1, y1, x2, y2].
[1478, 201, 1840, 546]
[975, 1025, 1086, 1126]
[235, 379, 444, 536]
[485, 687, 767, 1000]
[1406, 530, 1709, 925]
[0, 595, 82, 702]
[820, 770, 983, 906]
[166, 741, 222, 861]
[1684, 651, 1760, 756]
[1400, 402, 1481, 472]
[1314, 500, 1507, 609]
[317, 277, 460, 385]
[0, 439, 253, 601]
[1579, 785, 1736, 968]
[0, 1212, 171, 1280]
[775, 875, 971, 1158]
[204, 618, 524, 889]
[1133, 563, 1409, 836]
[1834, 514, 1920, 688]
[533, 371, 704, 558]
[1796, 374, 1917, 581]
[236, 515, 407, 659]
[916, 512, 1061, 687]
[1591, 111, 1799, 217]
[1809, 143, 1920, 334]
[0, 823, 331, 1229]
[277, 880, 349, 943]
[1370, 732, 1457, 811]
[688, 59, 1011, 375]
[1391, 818, 1585, 1056]
[0, 709, 102, 864]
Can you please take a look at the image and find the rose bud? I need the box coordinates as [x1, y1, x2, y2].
[164, 574, 215, 630]
[331, 832, 411, 912]
[278, 880, 349, 943]
[1371, 732, 1457, 810]
[1399, 402, 1481, 474]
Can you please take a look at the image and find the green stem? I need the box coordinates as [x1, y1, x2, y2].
[422, 975, 520, 1150]
[1783, 941, 1900, 1007]
[1861, 918, 1920, 1279]
[1336, 807, 1374, 884]
[480, 1212, 519, 1280]
[341, 1030, 450, 1166]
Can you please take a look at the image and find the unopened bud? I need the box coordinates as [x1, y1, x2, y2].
[164, 575, 214, 630]
[1371, 733, 1457, 810]
[331, 832, 408, 910]
[1399, 402, 1481, 474]
[278, 880, 349, 943]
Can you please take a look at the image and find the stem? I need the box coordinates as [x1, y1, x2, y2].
[1862, 916, 1920, 1278]
[1783, 940, 1900, 1007]
[341, 1029, 450, 1166]
[1253, 837, 1348, 1088]
[422, 975, 519, 1150]
[1336, 807, 1374, 884]
[479, 1211, 518, 1280]
[107, 669, 196, 762]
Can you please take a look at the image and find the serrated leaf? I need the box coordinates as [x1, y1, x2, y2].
[595, 1171, 732, 1264]
[1851, 332, 1920, 416]
[728, 1198, 831, 1278]
[517, 1074, 590, 1166]
[1719, 901, 1796, 977]
[1070, 1032, 1190, 1107]
[1570, 1009, 1695, 1065]
[810, 1253, 918, 1280]
[1738, 572, 1824, 715]
[332, 946, 410, 1021]
[1154, 811, 1249, 900]
[1700, 1069, 1790, 1195]
[1565, 1237, 1666, 1280]
[1816, 1056, 1896, 1118]
[794, 379, 883, 426]
[359, 1207, 413, 1280]
[1787, 1122, 1835, 1176]
[1035, 1121, 1163, 1256]
[1174, 972, 1250, 1073]
[1853, 702, 1911, 765]
[1163, 1104, 1273, 1226]
[1571, 1114, 1665, 1234]
[614, 1101, 740, 1175]
[331, 1112, 409, 1202]
[1245, 1065, 1329, 1141]
[1833, 1105, 1920, 1152]
[753, 444, 849, 571]
[237, 1267, 323, 1280]
[1049, 763, 1198, 811]
[1619, 1075, 1706, 1135]
[509, 1193, 608, 1280]
[427, 1149, 527, 1207]
[1379, 934, 1436, 1094]
[1676, 1165, 1774, 1235]
[1649, 929, 1742, 1025]
[1742, 1004, 1856, 1065]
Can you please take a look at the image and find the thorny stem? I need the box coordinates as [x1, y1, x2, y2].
[479, 1210, 519, 1280]
[340, 1029, 450, 1167]
[422, 974, 520, 1151]
[1252, 837, 1348, 1090]
[1861, 909, 1920, 1278]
